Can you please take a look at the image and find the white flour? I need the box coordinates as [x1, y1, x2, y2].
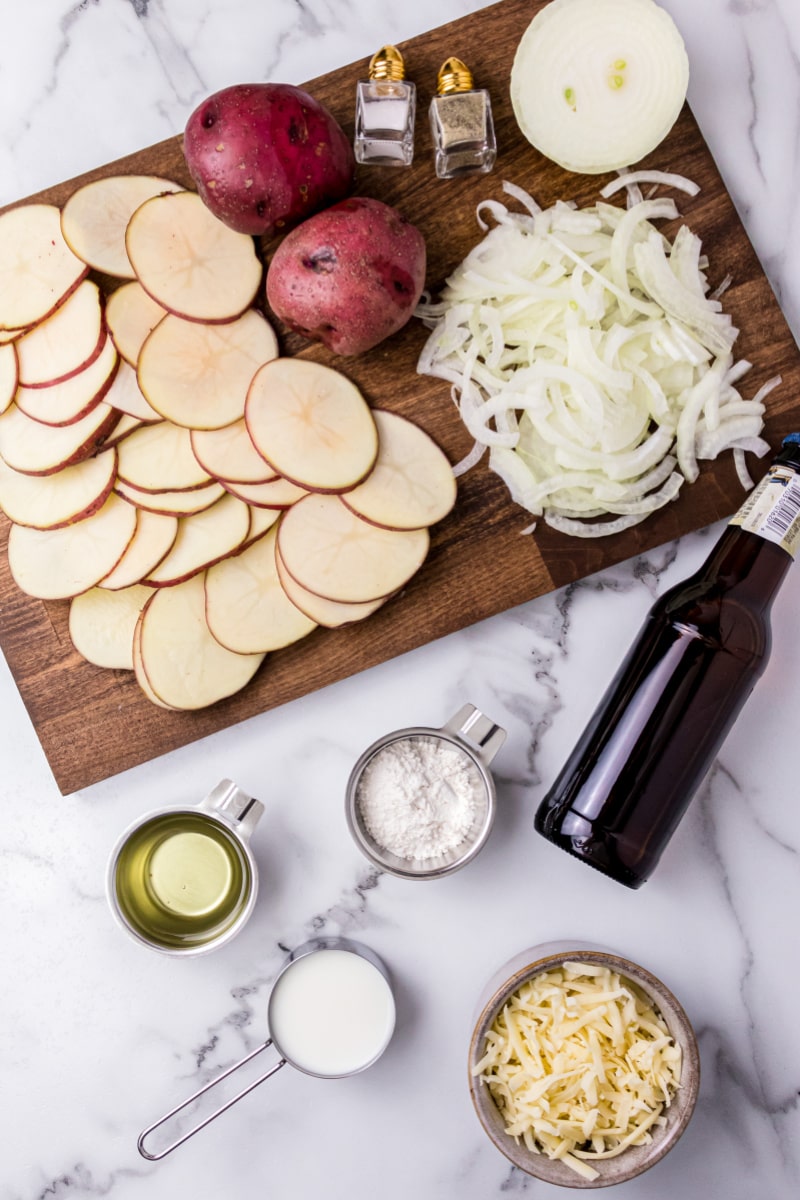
[356, 736, 483, 861]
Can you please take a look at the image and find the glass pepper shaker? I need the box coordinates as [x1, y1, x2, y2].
[354, 45, 416, 167]
[429, 57, 496, 179]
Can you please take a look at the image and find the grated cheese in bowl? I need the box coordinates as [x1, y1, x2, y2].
[471, 960, 683, 1182]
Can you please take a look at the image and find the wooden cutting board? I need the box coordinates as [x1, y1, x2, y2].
[2, 0, 799, 794]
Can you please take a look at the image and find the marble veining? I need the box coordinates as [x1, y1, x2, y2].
[2, 1, 800, 1198]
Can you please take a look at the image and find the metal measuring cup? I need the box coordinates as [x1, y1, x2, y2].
[137, 936, 396, 1160]
[345, 703, 507, 880]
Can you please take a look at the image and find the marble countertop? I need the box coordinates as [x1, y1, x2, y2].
[2, 1, 800, 1197]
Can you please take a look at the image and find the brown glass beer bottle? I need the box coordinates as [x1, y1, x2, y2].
[535, 434, 800, 888]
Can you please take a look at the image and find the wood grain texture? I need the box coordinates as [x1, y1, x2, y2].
[2, 0, 799, 794]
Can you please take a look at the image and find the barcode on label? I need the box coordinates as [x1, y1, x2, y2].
[765, 478, 800, 537]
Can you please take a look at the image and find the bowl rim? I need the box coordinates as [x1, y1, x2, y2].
[468, 943, 700, 1189]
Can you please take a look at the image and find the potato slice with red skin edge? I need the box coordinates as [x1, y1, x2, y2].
[104, 412, 159, 449]
[69, 584, 153, 669]
[0, 343, 18, 414]
[266, 196, 426, 357]
[99, 509, 179, 590]
[274, 541, 385, 628]
[0, 327, 23, 345]
[116, 477, 225, 516]
[143, 493, 251, 586]
[125, 191, 262, 323]
[241, 504, 280, 546]
[0, 203, 88, 332]
[15, 280, 105, 388]
[15, 334, 118, 426]
[0, 401, 120, 475]
[341, 410, 457, 530]
[278, 493, 429, 602]
[205, 526, 317, 654]
[137, 573, 265, 710]
[133, 614, 179, 709]
[138, 309, 278, 430]
[191, 418, 279, 485]
[245, 358, 378, 492]
[0, 448, 116, 529]
[117, 421, 212, 493]
[106, 281, 168, 366]
[61, 175, 183, 277]
[104, 360, 162, 422]
[220, 475, 307, 509]
[8, 493, 138, 599]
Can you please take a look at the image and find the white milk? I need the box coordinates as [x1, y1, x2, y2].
[268, 948, 395, 1076]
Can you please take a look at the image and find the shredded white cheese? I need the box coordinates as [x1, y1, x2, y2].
[416, 180, 775, 537]
[473, 962, 682, 1181]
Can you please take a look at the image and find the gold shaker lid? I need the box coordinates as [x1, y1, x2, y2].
[436, 57, 475, 95]
[368, 45, 406, 82]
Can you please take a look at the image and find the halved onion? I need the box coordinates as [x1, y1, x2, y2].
[510, 0, 689, 174]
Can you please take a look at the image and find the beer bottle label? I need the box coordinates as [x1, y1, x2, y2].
[729, 465, 800, 556]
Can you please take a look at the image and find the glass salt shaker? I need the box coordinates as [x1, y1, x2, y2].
[354, 45, 416, 167]
[429, 57, 496, 180]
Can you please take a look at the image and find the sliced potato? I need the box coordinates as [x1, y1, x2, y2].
[144, 493, 251, 586]
[243, 504, 281, 544]
[220, 475, 307, 509]
[205, 526, 317, 653]
[342, 410, 457, 529]
[0, 343, 19, 414]
[246, 359, 378, 492]
[99, 509, 179, 590]
[136, 573, 265, 710]
[0, 448, 117, 529]
[69, 584, 153, 669]
[115, 477, 225, 516]
[15, 280, 104, 388]
[103, 360, 162, 422]
[0, 203, 88, 331]
[277, 493, 429, 603]
[15, 335, 118, 426]
[132, 616, 177, 709]
[138, 309, 278, 430]
[104, 413, 155, 448]
[117, 421, 212, 492]
[0, 400, 118, 475]
[61, 175, 183, 277]
[8, 493, 137, 598]
[106, 281, 168, 365]
[191, 418, 278, 484]
[274, 543, 385, 628]
[125, 191, 262, 322]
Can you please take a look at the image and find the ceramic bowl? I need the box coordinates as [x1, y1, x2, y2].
[468, 941, 700, 1189]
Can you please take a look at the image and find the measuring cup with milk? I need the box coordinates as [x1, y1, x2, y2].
[137, 937, 396, 1159]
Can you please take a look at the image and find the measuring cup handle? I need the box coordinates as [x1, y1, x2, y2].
[442, 703, 506, 766]
[137, 1038, 286, 1160]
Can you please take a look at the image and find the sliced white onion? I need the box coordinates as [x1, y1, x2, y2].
[600, 170, 700, 200]
[416, 178, 769, 537]
[509, 0, 690, 174]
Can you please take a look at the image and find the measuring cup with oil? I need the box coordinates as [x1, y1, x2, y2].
[106, 779, 263, 955]
[137, 937, 396, 1159]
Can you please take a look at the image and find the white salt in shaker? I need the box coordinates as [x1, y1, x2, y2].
[345, 704, 506, 880]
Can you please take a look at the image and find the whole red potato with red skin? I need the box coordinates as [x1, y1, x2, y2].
[266, 197, 426, 357]
[183, 83, 355, 237]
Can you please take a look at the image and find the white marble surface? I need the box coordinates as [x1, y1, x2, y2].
[1, 1, 800, 1197]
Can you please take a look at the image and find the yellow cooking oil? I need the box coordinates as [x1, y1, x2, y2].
[114, 812, 251, 948]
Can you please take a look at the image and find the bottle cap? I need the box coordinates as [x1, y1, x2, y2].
[368, 45, 406, 82]
[436, 57, 475, 95]
[782, 433, 800, 446]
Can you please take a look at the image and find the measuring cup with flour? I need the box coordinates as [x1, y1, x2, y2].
[345, 703, 507, 880]
[137, 938, 396, 1160]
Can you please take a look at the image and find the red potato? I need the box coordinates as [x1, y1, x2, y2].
[266, 197, 426, 357]
[183, 83, 355, 237]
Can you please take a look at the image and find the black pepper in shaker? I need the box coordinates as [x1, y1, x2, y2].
[429, 57, 497, 179]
